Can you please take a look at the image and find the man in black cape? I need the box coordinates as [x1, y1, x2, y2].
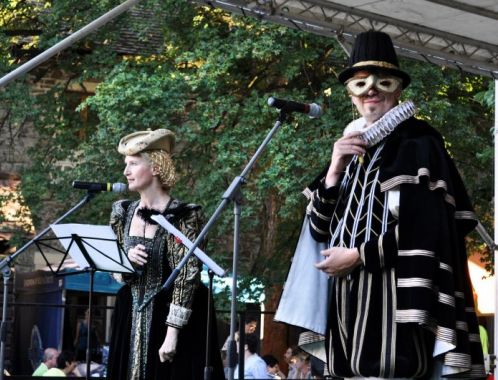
[307, 30, 485, 379]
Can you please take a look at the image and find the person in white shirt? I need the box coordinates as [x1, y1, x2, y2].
[234, 333, 269, 379]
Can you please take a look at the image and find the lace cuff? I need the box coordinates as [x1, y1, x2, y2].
[166, 303, 192, 328]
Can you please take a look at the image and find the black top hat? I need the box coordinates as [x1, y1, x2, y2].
[338, 30, 411, 89]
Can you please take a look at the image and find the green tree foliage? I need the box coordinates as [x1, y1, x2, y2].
[1, 0, 494, 296]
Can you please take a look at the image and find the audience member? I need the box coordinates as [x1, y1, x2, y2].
[222, 315, 259, 377]
[42, 350, 77, 377]
[283, 346, 299, 379]
[222, 315, 259, 352]
[32, 348, 59, 376]
[74, 361, 106, 377]
[479, 320, 490, 373]
[262, 354, 286, 379]
[73, 308, 100, 362]
[234, 333, 268, 379]
[295, 351, 311, 379]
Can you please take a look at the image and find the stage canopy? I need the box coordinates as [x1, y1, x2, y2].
[190, 0, 498, 78]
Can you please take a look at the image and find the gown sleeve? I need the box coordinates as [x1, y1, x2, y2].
[109, 200, 134, 284]
[165, 206, 204, 328]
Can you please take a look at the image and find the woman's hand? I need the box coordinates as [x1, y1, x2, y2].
[315, 247, 362, 277]
[159, 326, 179, 363]
[127, 244, 148, 266]
[325, 132, 366, 188]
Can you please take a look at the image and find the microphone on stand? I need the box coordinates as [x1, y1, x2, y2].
[267, 96, 323, 118]
[72, 181, 127, 193]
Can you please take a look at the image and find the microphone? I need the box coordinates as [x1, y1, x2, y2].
[72, 181, 127, 193]
[267, 97, 323, 118]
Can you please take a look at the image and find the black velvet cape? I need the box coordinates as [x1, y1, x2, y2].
[306, 117, 485, 377]
[377, 118, 484, 376]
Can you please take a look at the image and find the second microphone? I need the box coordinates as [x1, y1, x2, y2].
[268, 96, 323, 118]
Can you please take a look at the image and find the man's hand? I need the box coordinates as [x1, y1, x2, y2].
[159, 326, 179, 363]
[325, 132, 366, 188]
[315, 247, 362, 277]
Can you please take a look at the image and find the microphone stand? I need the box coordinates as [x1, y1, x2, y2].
[0, 192, 97, 380]
[141, 108, 292, 380]
[203, 270, 215, 380]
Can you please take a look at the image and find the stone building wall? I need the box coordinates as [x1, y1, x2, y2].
[0, 69, 97, 373]
[0, 69, 70, 178]
[0, 69, 96, 272]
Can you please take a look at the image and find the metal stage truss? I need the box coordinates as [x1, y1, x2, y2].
[189, 0, 498, 78]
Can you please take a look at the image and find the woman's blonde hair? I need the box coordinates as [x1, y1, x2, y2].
[141, 150, 177, 189]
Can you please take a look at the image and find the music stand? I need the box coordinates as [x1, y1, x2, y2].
[36, 223, 135, 380]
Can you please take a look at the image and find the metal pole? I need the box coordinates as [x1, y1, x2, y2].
[86, 270, 95, 380]
[0, 267, 11, 380]
[227, 201, 241, 380]
[494, 78, 498, 377]
[0, 0, 142, 88]
[203, 270, 214, 380]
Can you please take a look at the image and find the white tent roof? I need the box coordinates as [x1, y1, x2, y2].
[191, 0, 498, 77]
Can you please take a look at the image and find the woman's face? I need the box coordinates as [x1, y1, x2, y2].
[296, 357, 308, 372]
[284, 348, 292, 363]
[245, 321, 257, 334]
[123, 154, 155, 192]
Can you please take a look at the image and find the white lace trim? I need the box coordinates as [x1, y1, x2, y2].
[343, 101, 416, 147]
[166, 303, 192, 328]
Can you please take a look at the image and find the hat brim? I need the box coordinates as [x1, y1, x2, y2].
[338, 65, 411, 89]
[118, 129, 176, 156]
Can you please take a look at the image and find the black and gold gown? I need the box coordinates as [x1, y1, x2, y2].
[107, 198, 224, 380]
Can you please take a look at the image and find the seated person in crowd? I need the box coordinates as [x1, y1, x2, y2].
[283, 346, 300, 379]
[295, 351, 311, 379]
[32, 348, 59, 376]
[262, 354, 286, 379]
[42, 350, 77, 377]
[234, 333, 268, 379]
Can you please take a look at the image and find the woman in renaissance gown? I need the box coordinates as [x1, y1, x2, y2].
[106, 128, 224, 380]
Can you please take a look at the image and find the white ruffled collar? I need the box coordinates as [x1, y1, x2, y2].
[343, 101, 416, 147]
